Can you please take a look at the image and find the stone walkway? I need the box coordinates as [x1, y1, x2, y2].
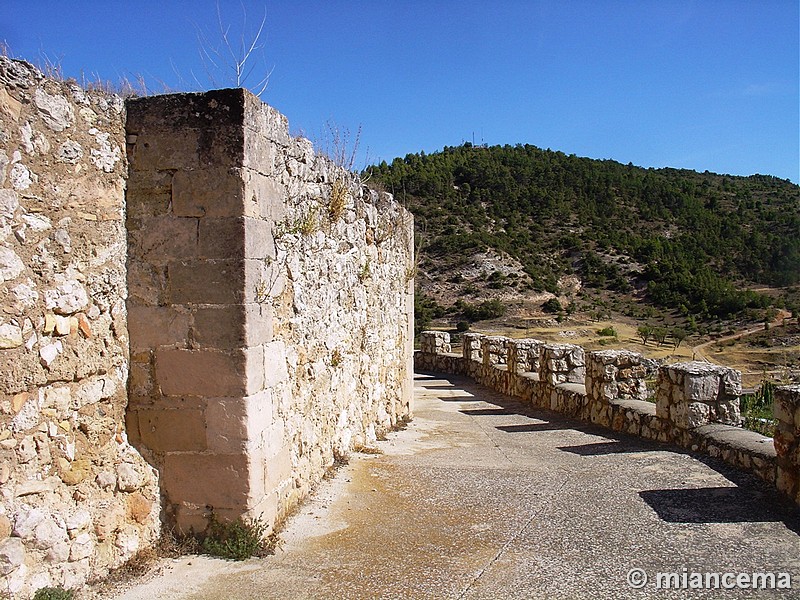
[112, 373, 800, 599]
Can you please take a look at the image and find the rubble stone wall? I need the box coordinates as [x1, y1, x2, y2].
[417, 332, 786, 502]
[0, 56, 413, 597]
[0, 58, 159, 597]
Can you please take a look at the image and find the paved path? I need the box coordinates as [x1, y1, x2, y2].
[112, 373, 800, 599]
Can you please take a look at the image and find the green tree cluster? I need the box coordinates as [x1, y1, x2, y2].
[369, 145, 799, 320]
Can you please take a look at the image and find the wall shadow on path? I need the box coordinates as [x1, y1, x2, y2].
[639, 487, 800, 533]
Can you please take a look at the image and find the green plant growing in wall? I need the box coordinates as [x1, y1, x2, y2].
[329, 178, 348, 222]
[202, 514, 271, 561]
[359, 258, 371, 282]
[33, 588, 74, 600]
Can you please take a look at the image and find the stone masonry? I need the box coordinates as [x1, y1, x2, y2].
[0, 58, 159, 597]
[774, 385, 800, 504]
[655, 361, 741, 429]
[0, 56, 413, 597]
[125, 89, 414, 533]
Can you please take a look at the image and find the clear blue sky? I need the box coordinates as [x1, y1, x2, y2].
[3, 1, 798, 182]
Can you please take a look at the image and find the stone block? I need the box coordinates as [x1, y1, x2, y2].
[127, 89, 248, 169]
[684, 370, 720, 402]
[171, 167, 245, 218]
[242, 130, 279, 177]
[244, 303, 274, 347]
[198, 217, 244, 259]
[774, 385, 800, 427]
[162, 452, 256, 509]
[264, 445, 292, 489]
[127, 306, 191, 351]
[125, 169, 174, 218]
[245, 170, 286, 221]
[127, 129, 201, 171]
[136, 408, 207, 452]
[262, 341, 289, 388]
[167, 259, 245, 305]
[245, 217, 275, 260]
[244, 95, 291, 147]
[127, 261, 167, 306]
[129, 216, 199, 262]
[205, 391, 275, 453]
[156, 348, 247, 397]
[191, 305, 248, 349]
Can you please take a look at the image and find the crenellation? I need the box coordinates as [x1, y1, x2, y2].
[656, 362, 741, 429]
[774, 385, 800, 504]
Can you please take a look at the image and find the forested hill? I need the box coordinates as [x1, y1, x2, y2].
[368, 143, 800, 321]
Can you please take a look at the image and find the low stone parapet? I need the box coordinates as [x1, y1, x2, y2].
[587, 350, 648, 402]
[540, 344, 585, 386]
[462, 333, 482, 362]
[419, 331, 451, 355]
[774, 385, 800, 504]
[414, 332, 797, 506]
[481, 336, 509, 367]
[508, 339, 544, 375]
[655, 362, 741, 429]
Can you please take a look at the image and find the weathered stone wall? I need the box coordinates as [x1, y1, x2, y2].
[125, 89, 414, 533]
[774, 385, 800, 504]
[417, 332, 786, 502]
[0, 58, 412, 596]
[0, 58, 159, 597]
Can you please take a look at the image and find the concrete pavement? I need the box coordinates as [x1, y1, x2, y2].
[111, 373, 800, 599]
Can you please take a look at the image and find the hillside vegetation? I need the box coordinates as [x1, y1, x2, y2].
[368, 144, 799, 331]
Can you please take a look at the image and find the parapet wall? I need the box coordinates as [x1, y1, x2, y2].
[0, 57, 413, 597]
[0, 58, 159, 596]
[417, 331, 798, 505]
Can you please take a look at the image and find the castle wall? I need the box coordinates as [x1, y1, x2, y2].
[0, 58, 159, 597]
[124, 89, 414, 533]
[0, 58, 413, 597]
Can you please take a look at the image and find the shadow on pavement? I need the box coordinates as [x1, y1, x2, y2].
[639, 487, 800, 533]
[460, 407, 519, 416]
[557, 440, 657, 455]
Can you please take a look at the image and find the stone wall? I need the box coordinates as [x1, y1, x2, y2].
[0, 58, 159, 597]
[774, 385, 800, 505]
[125, 89, 414, 533]
[0, 57, 413, 597]
[417, 332, 789, 503]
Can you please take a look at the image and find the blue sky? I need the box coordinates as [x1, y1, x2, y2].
[3, 1, 798, 181]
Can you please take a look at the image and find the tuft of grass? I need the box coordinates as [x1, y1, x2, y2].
[329, 178, 348, 222]
[33, 588, 74, 600]
[202, 514, 272, 561]
[358, 258, 371, 282]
